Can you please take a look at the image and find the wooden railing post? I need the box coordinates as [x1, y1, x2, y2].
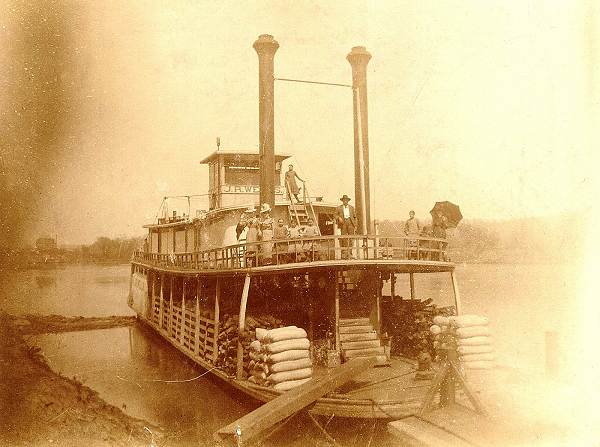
[213, 278, 220, 363]
[181, 291, 186, 346]
[169, 277, 174, 336]
[195, 294, 201, 356]
[159, 274, 164, 330]
[335, 275, 340, 352]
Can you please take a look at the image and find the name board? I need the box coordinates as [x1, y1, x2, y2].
[220, 185, 285, 194]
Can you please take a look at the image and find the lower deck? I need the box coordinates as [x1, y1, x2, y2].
[129, 261, 461, 419]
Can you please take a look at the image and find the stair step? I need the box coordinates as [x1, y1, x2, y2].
[339, 318, 371, 326]
[343, 354, 388, 366]
[343, 347, 386, 358]
[341, 340, 381, 350]
[340, 332, 378, 342]
[339, 325, 374, 334]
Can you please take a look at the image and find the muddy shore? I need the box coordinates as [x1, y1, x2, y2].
[0, 313, 161, 446]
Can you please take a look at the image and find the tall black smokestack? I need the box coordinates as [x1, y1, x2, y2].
[253, 34, 279, 209]
[347, 46, 372, 235]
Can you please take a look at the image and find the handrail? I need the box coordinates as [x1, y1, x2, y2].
[132, 235, 450, 271]
[302, 181, 321, 236]
[285, 179, 301, 227]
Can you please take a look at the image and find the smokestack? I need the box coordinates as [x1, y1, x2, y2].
[253, 34, 279, 209]
[347, 46, 372, 235]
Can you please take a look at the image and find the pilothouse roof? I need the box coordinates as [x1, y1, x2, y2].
[199, 149, 292, 165]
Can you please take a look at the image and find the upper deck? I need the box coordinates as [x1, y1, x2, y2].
[132, 234, 454, 275]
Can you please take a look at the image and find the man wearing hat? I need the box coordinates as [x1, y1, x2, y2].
[335, 194, 357, 259]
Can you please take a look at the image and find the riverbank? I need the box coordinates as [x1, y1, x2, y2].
[0, 313, 161, 446]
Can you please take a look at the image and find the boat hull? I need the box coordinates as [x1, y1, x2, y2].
[129, 266, 427, 420]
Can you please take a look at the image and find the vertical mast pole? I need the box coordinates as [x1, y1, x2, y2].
[347, 46, 372, 235]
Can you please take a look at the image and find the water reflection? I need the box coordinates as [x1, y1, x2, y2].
[34, 324, 252, 446]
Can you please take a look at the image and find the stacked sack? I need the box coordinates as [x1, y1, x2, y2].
[248, 326, 313, 391]
[430, 314, 494, 370]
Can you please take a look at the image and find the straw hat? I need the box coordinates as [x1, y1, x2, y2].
[260, 203, 271, 213]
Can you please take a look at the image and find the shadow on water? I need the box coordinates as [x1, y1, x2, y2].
[33, 322, 395, 446]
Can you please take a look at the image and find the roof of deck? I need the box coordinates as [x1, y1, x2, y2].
[199, 149, 292, 164]
[131, 258, 456, 276]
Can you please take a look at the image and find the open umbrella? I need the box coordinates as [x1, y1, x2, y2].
[430, 201, 463, 228]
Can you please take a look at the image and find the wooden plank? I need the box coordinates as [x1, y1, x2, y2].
[339, 318, 371, 326]
[214, 357, 377, 445]
[388, 416, 474, 447]
[340, 340, 381, 350]
[236, 274, 251, 379]
[340, 332, 378, 342]
[194, 298, 201, 355]
[334, 276, 340, 351]
[451, 270, 462, 315]
[421, 405, 550, 447]
[339, 325, 373, 334]
[343, 347, 385, 358]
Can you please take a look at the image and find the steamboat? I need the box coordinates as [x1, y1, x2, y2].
[129, 35, 465, 423]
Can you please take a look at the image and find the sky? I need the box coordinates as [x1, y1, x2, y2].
[1, 0, 597, 246]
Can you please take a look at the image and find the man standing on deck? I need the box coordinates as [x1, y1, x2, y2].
[335, 194, 357, 259]
[404, 210, 421, 260]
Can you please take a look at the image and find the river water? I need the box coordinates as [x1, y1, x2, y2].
[0, 262, 587, 445]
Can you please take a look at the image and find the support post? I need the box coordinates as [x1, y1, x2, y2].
[334, 274, 340, 352]
[375, 273, 382, 333]
[409, 272, 415, 300]
[450, 270, 462, 315]
[149, 271, 155, 319]
[195, 293, 201, 356]
[213, 278, 221, 363]
[181, 286, 186, 346]
[237, 274, 252, 379]
[169, 276, 174, 336]
[159, 275, 164, 329]
[390, 272, 396, 301]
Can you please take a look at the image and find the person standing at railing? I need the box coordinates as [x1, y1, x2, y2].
[258, 203, 274, 265]
[245, 208, 260, 267]
[284, 164, 304, 204]
[273, 218, 288, 264]
[287, 220, 304, 262]
[335, 194, 357, 259]
[302, 217, 321, 261]
[404, 210, 421, 260]
[432, 211, 448, 261]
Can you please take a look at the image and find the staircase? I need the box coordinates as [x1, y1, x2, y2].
[286, 180, 320, 232]
[339, 318, 389, 366]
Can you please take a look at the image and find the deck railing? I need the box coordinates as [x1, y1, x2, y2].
[133, 235, 449, 271]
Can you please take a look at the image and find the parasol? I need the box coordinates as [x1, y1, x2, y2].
[430, 201, 463, 228]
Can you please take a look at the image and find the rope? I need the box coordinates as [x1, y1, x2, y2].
[116, 365, 222, 385]
[274, 77, 352, 89]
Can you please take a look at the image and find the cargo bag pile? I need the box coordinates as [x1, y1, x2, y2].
[430, 314, 494, 370]
[216, 314, 285, 376]
[248, 326, 313, 391]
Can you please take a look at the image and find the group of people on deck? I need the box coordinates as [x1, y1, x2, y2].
[403, 210, 448, 260]
[236, 203, 322, 266]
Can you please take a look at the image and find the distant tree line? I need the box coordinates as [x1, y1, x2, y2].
[377, 214, 581, 264]
[0, 236, 144, 269]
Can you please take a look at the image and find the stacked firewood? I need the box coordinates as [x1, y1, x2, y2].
[381, 298, 455, 359]
[248, 326, 313, 391]
[215, 314, 286, 376]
